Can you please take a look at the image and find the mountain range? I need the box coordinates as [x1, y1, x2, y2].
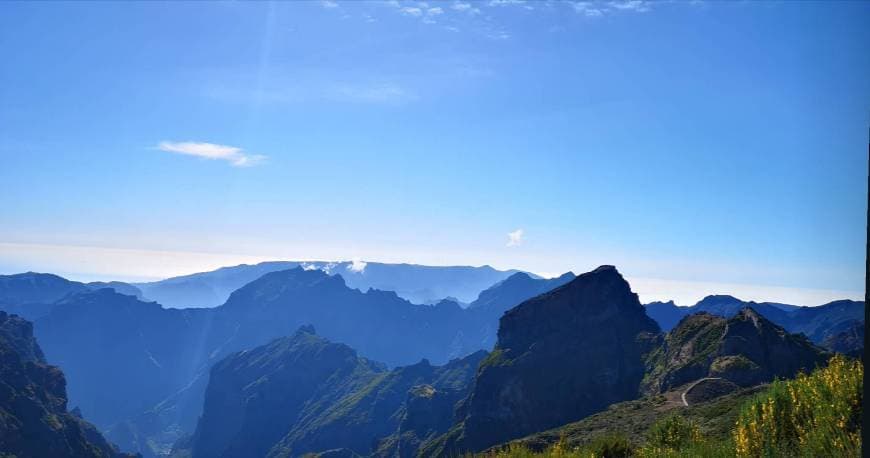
[0, 267, 574, 457]
[134, 261, 529, 308]
[0, 263, 862, 457]
[177, 266, 834, 457]
[645, 295, 864, 354]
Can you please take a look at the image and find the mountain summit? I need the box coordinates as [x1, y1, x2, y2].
[426, 265, 661, 453]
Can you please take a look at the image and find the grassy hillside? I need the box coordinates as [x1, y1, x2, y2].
[480, 355, 862, 458]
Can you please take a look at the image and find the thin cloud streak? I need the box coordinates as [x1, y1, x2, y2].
[157, 141, 266, 167]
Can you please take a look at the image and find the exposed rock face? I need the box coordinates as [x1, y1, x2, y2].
[0, 311, 132, 458]
[372, 352, 487, 457]
[643, 308, 830, 393]
[187, 327, 485, 458]
[190, 326, 385, 458]
[426, 266, 661, 453]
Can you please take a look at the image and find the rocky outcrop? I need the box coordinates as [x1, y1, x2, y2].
[0, 311, 133, 458]
[643, 308, 830, 393]
[425, 266, 661, 454]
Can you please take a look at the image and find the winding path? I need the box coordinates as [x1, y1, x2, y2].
[681, 377, 724, 406]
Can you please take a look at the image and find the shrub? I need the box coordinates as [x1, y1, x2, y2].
[732, 355, 862, 457]
[645, 415, 702, 450]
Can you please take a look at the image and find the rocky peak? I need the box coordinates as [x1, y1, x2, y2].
[0, 311, 44, 363]
[427, 265, 660, 453]
[643, 306, 830, 393]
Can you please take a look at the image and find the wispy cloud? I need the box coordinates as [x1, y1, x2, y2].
[573, 0, 653, 17]
[320, 0, 339, 8]
[400, 6, 423, 16]
[451, 2, 481, 14]
[204, 75, 417, 106]
[328, 82, 417, 104]
[609, 0, 652, 12]
[347, 258, 368, 273]
[506, 229, 524, 247]
[157, 141, 266, 167]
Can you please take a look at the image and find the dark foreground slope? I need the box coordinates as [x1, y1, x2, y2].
[181, 326, 485, 458]
[425, 266, 661, 454]
[0, 311, 133, 458]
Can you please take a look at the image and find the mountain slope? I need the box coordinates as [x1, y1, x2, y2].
[643, 295, 864, 354]
[642, 308, 829, 394]
[34, 289, 212, 431]
[185, 327, 486, 458]
[0, 311, 132, 458]
[425, 266, 661, 454]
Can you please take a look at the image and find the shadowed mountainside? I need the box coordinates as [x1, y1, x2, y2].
[181, 326, 485, 458]
[0, 311, 133, 458]
[423, 266, 661, 454]
[0, 268, 570, 457]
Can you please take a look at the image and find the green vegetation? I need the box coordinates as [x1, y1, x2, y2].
[478, 355, 862, 458]
[480, 348, 511, 369]
[733, 354, 862, 457]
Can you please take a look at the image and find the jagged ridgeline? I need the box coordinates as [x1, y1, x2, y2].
[0, 311, 133, 458]
[0, 265, 860, 457]
[0, 268, 576, 457]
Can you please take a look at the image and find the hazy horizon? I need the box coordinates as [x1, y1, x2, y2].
[1, 1, 867, 308]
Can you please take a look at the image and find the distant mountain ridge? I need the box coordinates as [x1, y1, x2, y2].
[644, 295, 864, 355]
[134, 261, 531, 308]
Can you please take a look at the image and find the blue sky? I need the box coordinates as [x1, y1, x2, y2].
[0, 0, 867, 305]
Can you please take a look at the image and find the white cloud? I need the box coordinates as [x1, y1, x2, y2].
[320, 0, 339, 8]
[400, 6, 423, 16]
[347, 258, 368, 273]
[608, 0, 651, 12]
[427, 7, 443, 15]
[451, 1, 481, 14]
[573, 2, 604, 16]
[156, 141, 266, 167]
[506, 229, 524, 247]
[573, 0, 652, 17]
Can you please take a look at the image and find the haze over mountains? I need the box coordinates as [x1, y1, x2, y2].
[0, 262, 863, 457]
[134, 261, 529, 308]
